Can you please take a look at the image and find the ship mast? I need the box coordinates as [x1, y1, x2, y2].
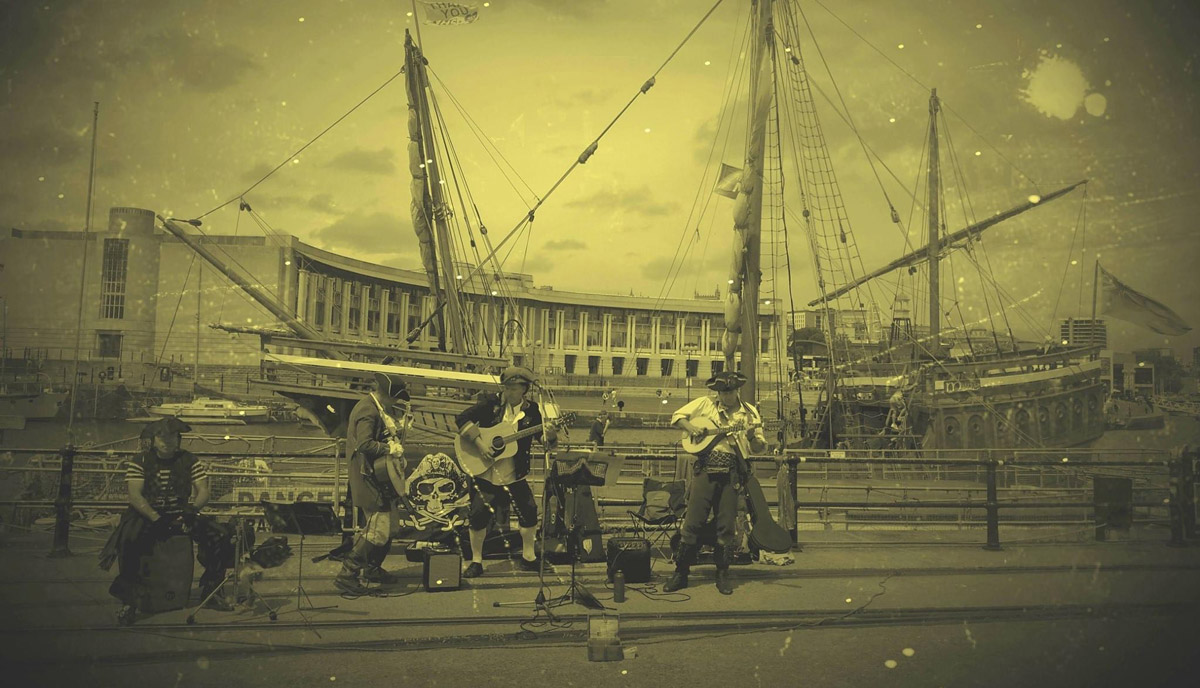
[726, 0, 774, 401]
[925, 89, 941, 351]
[404, 31, 469, 355]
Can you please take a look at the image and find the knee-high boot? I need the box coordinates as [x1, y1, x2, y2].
[335, 536, 375, 594]
[363, 540, 399, 584]
[663, 542, 698, 592]
[713, 545, 733, 595]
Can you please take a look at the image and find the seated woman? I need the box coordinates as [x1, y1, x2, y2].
[99, 417, 235, 625]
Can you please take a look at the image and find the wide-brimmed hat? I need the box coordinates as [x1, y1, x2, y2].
[140, 416, 192, 439]
[705, 371, 747, 392]
[500, 365, 536, 386]
[374, 372, 411, 401]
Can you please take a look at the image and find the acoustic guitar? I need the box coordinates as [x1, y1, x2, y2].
[454, 412, 576, 482]
[681, 416, 792, 554]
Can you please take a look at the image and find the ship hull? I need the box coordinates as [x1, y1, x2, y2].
[0, 392, 68, 421]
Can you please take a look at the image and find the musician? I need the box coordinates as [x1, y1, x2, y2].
[666, 370, 767, 595]
[455, 365, 557, 578]
[335, 372, 412, 594]
[100, 417, 235, 624]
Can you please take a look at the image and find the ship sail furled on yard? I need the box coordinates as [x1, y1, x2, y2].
[673, 0, 1103, 451]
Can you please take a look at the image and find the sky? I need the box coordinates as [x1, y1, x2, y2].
[2, 0, 1198, 357]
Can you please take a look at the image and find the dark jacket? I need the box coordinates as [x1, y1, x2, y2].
[346, 396, 392, 464]
[455, 392, 543, 481]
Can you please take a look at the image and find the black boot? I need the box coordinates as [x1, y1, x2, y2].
[335, 537, 374, 595]
[362, 540, 400, 584]
[663, 543, 697, 592]
[713, 545, 733, 596]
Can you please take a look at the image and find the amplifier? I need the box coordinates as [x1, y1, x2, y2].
[605, 537, 651, 583]
[422, 549, 462, 592]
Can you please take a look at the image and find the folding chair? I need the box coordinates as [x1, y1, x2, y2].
[627, 477, 687, 561]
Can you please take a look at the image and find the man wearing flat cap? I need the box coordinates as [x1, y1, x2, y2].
[454, 365, 557, 577]
[100, 417, 235, 624]
[666, 370, 767, 595]
[335, 372, 413, 594]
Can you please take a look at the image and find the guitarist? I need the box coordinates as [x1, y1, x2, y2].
[334, 372, 412, 594]
[455, 366, 557, 578]
[665, 371, 767, 595]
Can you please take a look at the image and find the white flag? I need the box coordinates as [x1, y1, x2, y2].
[421, 2, 479, 25]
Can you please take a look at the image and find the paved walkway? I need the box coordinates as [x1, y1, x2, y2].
[2, 527, 1198, 687]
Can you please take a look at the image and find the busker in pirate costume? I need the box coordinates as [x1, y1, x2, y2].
[455, 365, 557, 578]
[99, 417, 235, 625]
[666, 371, 767, 595]
[334, 372, 414, 595]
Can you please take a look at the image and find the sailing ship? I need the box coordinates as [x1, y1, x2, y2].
[147, 397, 271, 424]
[157, 1, 1107, 453]
[673, 0, 1104, 451]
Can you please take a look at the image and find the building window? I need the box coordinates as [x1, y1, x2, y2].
[682, 315, 702, 350]
[548, 311, 559, 348]
[366, 285, 380, 334]
[633, 313, 652, 350]
[314, 277, 327, 328]
[710, 360, 724, 377]
[661, 359, 674, 377]
[612, 356, 625, 376]
[347, 282, 361, 332]
[407, 292, 423, 336]
[584, 309, 604, 349]
[610, 313, 628, 349]
[636, 357, 649, 376]
[709, 316, 724, 353]
[588, 355, 601, 375]
[564, 354, 577, 375]
[99, 238, 129, 320]
[659, 314, 677, 351]
[97, 332, 122, 359]
[686, 359, 699, 378]
[562, 309, 580, 348]
[386, 289, 400, 336]
[330, 279, 343, 333]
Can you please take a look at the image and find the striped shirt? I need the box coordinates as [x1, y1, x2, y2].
[126, 453, 207, 507]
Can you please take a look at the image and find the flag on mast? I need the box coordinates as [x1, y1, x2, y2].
[714, 163, 742, 199]
[1097, 264, 1192, 335]
[420, 1, 479, 25]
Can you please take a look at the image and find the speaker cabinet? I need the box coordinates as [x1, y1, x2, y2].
[423, 549, 462, 592]
[606, 537, 651, 583]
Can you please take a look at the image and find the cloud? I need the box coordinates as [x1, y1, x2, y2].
[310, 211, 417, 257]
[307, 193, 339, 215]
[325, 148, 397, 175]
[152, 33, 258, 93]
[564, 185, 679, 217]
[543, 238, 586, 251]
[0, 126, 87, 168]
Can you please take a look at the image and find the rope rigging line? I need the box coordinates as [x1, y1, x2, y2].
[411, 0, 731, 340]
[653, 9, 753, 312]
[196, 66, 408, 221]
[809, 0, 1042, 193]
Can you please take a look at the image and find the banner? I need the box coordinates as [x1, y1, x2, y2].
[1098, 264, 1192, 335]
[420, 2, 479, 25]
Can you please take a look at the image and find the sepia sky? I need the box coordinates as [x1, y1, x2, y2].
[2, 0, 1198, 356]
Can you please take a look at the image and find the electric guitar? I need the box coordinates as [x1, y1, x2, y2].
[454, 412, 577, 483]
[682, 416, 792, 554]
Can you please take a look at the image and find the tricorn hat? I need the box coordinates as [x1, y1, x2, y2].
[140, 416, 192, 440]
[500, 365, 536, 386]
[705, 370, 747, 392]
[374, 372, 411, 402]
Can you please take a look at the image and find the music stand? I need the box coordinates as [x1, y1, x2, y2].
[187, 516, 279, 624]
[261, 501, 340, 626]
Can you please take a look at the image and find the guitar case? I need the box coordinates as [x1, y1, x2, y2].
[741, 474, 793, 554]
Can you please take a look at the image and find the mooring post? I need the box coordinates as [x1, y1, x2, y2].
[1167, 457, 1186, 548]
[48, 445, 77, 558]
[983, 458, 1002, 551]
[788, 456, 800, 548]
